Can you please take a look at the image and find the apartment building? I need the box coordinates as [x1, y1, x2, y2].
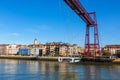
[0, 44, 9, 55]
[7, 44, 18, 55]
[0, 41, 83, 56]
[59, 45, 68, 56]
[46, 42, 83, 56]
[103, 45, 120, 55]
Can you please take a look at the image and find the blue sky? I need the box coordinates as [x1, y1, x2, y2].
[0, 0, 120, 47]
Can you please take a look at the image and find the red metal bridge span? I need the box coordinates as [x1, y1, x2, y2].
[64, 0, 100, 57]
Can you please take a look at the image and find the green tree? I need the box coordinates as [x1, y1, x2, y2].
[102, 50, 111, 56]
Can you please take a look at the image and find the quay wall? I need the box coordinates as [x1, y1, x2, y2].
[0, 55, 37, 60]
[0, 55, 58, 61]
[37, 56, 58, 61]
[0, 55, 120, 63]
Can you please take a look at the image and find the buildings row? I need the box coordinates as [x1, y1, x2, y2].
[0, 40, 84, 56]
[0, 39, 120, 57]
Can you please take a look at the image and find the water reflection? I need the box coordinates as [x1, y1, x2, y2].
[0, 59, 120, 80]
[81, 65, 101, 80]
[39, 61, 79, 80]
[59, 72, 79, 80]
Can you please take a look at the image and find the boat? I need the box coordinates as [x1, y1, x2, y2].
[58, 54, 82, 63]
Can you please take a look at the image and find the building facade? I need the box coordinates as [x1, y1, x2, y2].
[7, 44, 18, 55]
[45, 42, 83, 56]
[103, 45, 120, 55]
[0, 44, 9, 55]
[0, 42, 83, 56]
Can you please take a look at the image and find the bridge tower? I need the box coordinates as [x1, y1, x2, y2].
[64, 0, 100, 57]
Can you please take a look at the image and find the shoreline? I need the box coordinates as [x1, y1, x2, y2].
[0, 55, 58, 61]
[0, 55, 120, 64]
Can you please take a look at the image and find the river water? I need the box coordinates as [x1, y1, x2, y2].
[0, 59, 120, 80]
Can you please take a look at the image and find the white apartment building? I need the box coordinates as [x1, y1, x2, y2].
[7, 44, 18, 55]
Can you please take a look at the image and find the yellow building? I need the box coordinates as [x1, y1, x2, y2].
[34, 38, 38, 45]
[59, 45, 68, 56]
[59, 43, 83, 56]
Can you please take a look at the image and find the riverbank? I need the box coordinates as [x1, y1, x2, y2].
[37, 56, 58, 61]
[0, 55, 120, 63]
[0, 55, 58, 61]
[0, 55, 37, 60]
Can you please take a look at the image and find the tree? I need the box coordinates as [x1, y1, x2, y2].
[102, 50, 111, 56]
